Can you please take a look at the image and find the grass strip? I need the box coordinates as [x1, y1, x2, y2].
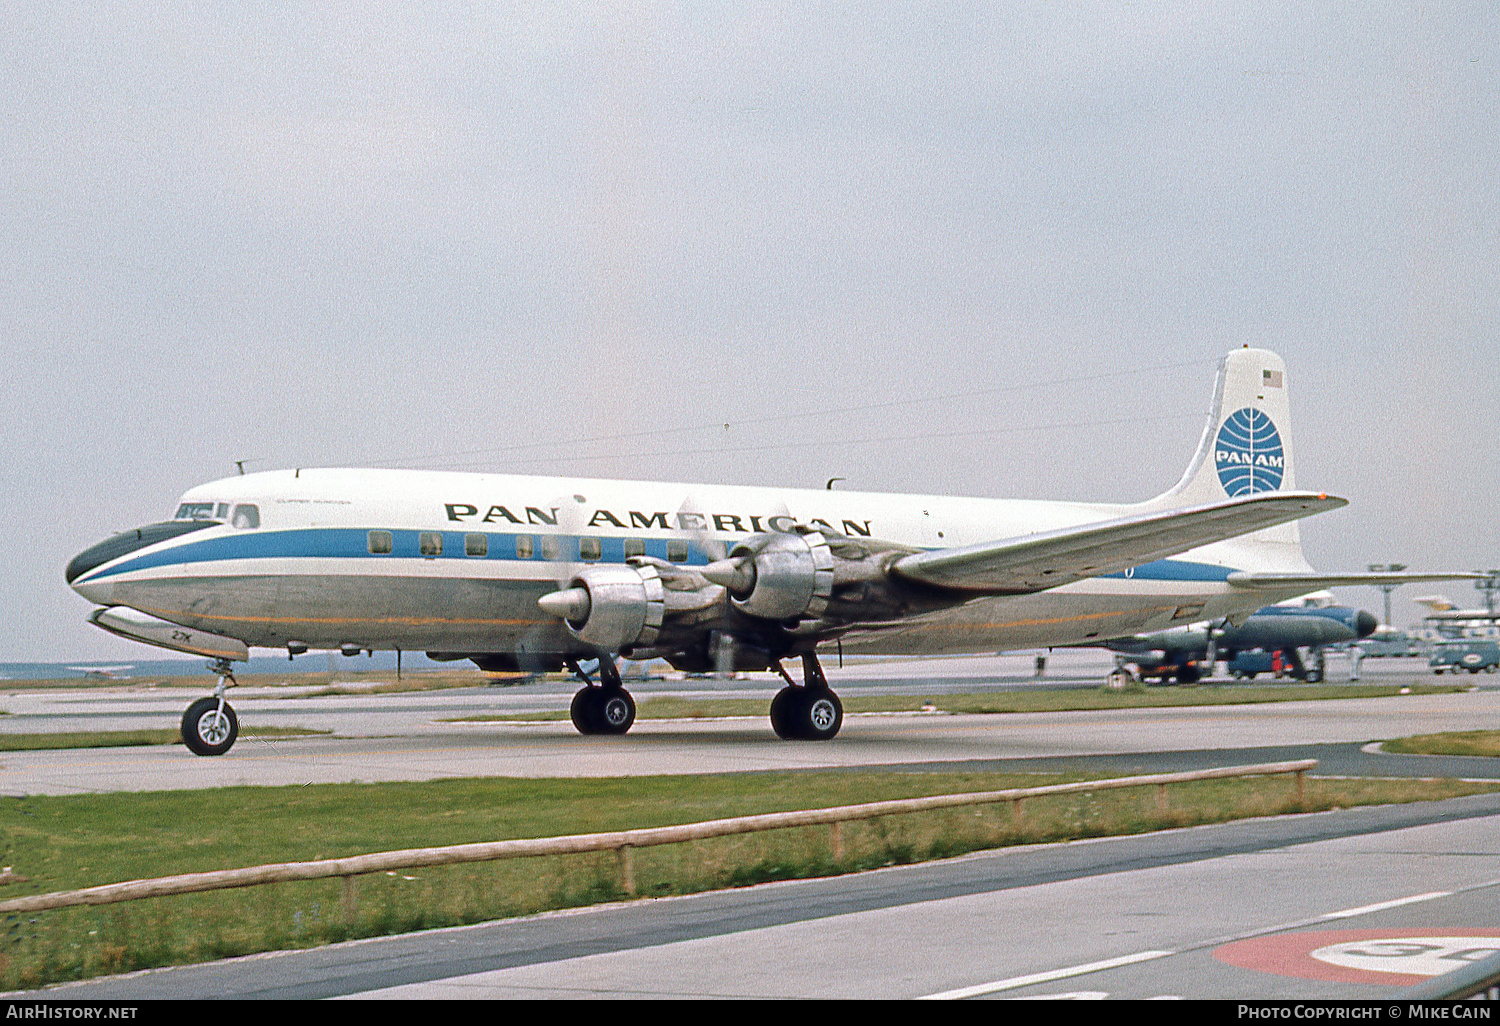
[1382, 730, 1500, 757]
[445, 684, 1467, 722]
[1, 770, 1495, 990]
[0, 727, 331, 752]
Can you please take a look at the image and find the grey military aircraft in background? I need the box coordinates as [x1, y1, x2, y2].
[1104, 602, 1378, 683]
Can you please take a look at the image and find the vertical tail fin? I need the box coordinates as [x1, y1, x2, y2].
[1144, 347, 1308, 563]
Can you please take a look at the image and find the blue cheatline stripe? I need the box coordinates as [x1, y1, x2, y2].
[80, 527, 1240, 585]
[1100, 559, 1234, 583]
[80, 528, 717, 582]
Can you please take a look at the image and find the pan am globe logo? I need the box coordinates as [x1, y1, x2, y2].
[1215, 407, 1285, 496]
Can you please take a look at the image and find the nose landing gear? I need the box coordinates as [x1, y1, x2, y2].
[182, 659, 240, 756]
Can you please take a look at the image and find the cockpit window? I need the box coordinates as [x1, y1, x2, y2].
[231, 504, 260, 529]
[175, 502, 218, 521]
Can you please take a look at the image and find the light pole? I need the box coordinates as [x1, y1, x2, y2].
[1367, 563, 1407, 627]
[1477, 571, 1500, 617]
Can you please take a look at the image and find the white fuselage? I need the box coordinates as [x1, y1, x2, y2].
[68, 467, 1315, 659]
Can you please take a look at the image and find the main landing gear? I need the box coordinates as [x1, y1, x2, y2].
[567, 657, 636, 736]
[770, 654, 844, 741]
[182, 659, 240, 756]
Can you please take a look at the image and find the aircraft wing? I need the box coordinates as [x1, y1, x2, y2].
[890, 492, 1345, 594]
[1226, 571, 1484, 590]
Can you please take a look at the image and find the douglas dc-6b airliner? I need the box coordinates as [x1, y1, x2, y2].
[65, 348, 1468, 754]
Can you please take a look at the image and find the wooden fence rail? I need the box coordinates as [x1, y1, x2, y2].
[0, 759, 1315, 919]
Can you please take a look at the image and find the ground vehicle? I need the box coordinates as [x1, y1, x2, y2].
[1429, 640, 1500, 674]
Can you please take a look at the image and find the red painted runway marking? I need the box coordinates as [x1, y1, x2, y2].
[1213, 929, 1500, 986]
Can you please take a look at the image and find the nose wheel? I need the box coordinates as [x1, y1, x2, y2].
[182, 659, 240, 756]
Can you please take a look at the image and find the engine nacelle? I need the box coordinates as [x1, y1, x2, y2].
[710, 528, 836, 622]
[539, 564, 665, 651]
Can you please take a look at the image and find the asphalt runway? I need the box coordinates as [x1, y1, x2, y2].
[3, 653, 1497, 1000]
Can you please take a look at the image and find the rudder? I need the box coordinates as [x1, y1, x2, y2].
[1152, 347, 1297, 508]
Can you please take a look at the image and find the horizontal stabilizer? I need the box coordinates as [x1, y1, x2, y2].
[891, 492, 1345, 594]
[1227, 571, 1484, 590]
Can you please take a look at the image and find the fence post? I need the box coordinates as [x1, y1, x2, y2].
[830, 821, 843, 862]
[619, 845, 635, 896]
[1156, 783, 1168, 815]
[1011, 798, 1024, 825]
[341, 876, 358, 926]
[1295, 769, 1306, 805]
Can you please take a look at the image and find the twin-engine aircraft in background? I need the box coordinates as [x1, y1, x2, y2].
[66, 348, 1471, 754]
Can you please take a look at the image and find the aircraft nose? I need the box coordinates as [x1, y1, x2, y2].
[66, 538, 121, 586]
[1354, 610, 1378, 638]
[65, 520, 216, 590]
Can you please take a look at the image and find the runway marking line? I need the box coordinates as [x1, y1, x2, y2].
[1319, 891, 1451, 920]
[917, 949, 1175, 1000]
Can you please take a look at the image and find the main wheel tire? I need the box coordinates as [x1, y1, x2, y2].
[770, 686, 799, 739]
[771, 686, 842, 741]
[182, 697, 238, 756]
[570, 687, 600, 734]
[595, 688, 635, 735]
[799, 688, 843, 741]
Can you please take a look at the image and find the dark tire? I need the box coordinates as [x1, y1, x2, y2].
[182, 697, 238, 756]
[571, 687, 635, 735]
[595, 688, 635, 735]
[770, 686, 800, 739]
[570, 687, 599, 734]
[772, 686, 842, 741]
[1176, 664, 1201, 684]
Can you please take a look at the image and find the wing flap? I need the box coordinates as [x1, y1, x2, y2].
[891, 492, 1346, 593]
[1227, 570, 1483, 590]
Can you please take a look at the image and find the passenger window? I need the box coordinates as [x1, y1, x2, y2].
[623, 538, 645, 559]
[579, 537, 601, 561]
[368, 530, 393, 554]
[667, 539, 689, 563]
[465, 533, 488, 557]
[540, 536, 560, 560]
[231, 504, 260, 529]
[515, 535, 534, 559]
[419, 532, 443, 557]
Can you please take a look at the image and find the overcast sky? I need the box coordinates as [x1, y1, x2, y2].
[3, 2, 1497, 662]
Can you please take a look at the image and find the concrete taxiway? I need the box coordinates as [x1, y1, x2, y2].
[2, 686, 1498, 796]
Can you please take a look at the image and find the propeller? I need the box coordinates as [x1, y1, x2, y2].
[528, 492, 591, 671]
[674, 495, 727, 562]
[1204, 617, 1230, 669]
